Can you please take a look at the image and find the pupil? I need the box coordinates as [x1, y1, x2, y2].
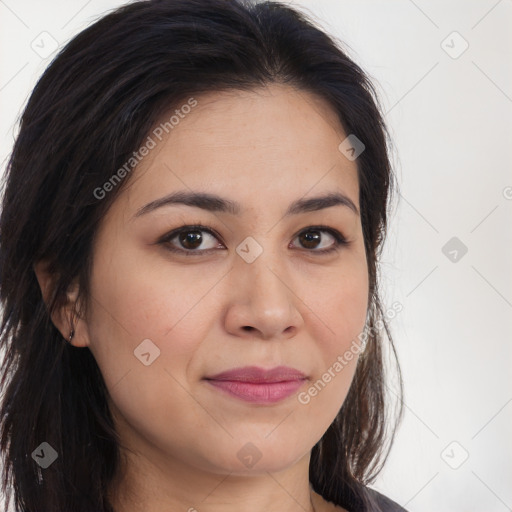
[301, 230, 320, 248]
[180, 230, 202, 249]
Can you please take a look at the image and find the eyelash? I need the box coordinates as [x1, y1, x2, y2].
[158, 223, 349, 256]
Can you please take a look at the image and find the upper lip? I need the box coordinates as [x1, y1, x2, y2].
[205, 365, 307, 383]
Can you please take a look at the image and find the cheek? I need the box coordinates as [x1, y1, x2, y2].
[297, 256, 368, 419]
[306, 253, 369, 353]
[84, 238, 236, 434]
[84, 242, 189, 389]
[84, 252, 215, 454]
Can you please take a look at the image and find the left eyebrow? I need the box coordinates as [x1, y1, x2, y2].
[133, 190, 359, 219]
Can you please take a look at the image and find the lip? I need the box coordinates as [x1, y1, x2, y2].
[203, 366, 308, 404]
[206, 380, 306, 404]
[205, 365, 307, 383]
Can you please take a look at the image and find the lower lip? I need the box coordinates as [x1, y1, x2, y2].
[205, 379, 306, 404]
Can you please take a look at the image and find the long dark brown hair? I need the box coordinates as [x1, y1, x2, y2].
[0, 0, 403, 510]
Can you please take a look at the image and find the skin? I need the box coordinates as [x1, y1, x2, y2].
[35, 83, 368, 512]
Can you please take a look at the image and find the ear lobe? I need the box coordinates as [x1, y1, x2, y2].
[33, 261, 89, 347]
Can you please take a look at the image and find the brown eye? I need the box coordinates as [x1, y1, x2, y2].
[159, 224, 348, 257]
[177, 230, 204, 250]
[291, 226, 348, 254]
[160, 224, 224, 256]
[298, 230, 323, 249]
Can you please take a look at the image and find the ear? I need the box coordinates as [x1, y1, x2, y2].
[33, 260, 90, 348]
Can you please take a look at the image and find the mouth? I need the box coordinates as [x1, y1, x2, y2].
[204, 379, 307, 404]
[203, 365, 308, 404]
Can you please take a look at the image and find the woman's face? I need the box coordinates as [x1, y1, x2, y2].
[79, 84, 368, 476]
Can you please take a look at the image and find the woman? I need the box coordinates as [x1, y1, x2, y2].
[0, 0, 405, 510]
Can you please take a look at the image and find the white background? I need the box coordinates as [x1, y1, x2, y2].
[1, 1, 511, 511]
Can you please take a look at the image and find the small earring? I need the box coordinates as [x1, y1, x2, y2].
[68, 329, 75, 343]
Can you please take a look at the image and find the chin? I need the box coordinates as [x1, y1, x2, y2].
[198, 437, 309, 476]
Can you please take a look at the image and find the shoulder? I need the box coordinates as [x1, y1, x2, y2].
[310, 488, 348, 512]
[310, 486, 408, 512]
[365, 487, 408, 512]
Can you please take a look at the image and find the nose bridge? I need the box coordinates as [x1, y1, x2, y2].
[229, 234, 300, 336]
[235, 235, 289, 301]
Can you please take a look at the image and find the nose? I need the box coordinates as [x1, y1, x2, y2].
[223, 248, 304, 341]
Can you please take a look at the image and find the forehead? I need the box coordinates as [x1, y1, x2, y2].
[121, 84, 360, 218]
